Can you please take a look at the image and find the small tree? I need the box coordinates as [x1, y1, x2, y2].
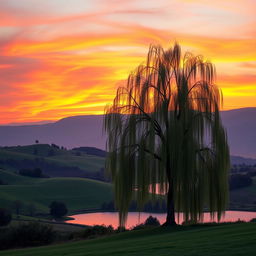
[49, 201, 68, 218]
[0, 208, 12, 226]
[13, 200, 23, 216]
[27, 203, 36, 217]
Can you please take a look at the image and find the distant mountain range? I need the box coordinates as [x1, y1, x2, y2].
[0, 108, 255, 159]
[221, 108, 256, 159]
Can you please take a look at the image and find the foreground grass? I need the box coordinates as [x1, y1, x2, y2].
[0, 223, 255, 256]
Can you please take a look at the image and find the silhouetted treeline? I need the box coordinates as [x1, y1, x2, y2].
[0, 222, 55, 250]
[101, 200, 167, 213]
[19, 168, 48, 178]
[231, 164, 256, 174]
[72, 147, 107, 157]
[0, 208, 12, 226]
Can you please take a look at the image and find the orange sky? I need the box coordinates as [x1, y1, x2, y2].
[0, 0, 255, 124]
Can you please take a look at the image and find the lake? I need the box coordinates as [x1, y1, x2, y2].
[66, 211, 256, 229]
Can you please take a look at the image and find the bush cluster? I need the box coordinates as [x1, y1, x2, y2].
[81, 225, 114, 239]
[132, 216, 160, 230]
[0, 222, 56, 250]
[19, 168, 46, 178]
[0, 208, 12, 226]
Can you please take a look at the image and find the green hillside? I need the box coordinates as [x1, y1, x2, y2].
[0, 169, 34, 185]
[0, 144, 112, 215]
[0, 223, 255, 256]
[0, 144, 255, 216]
[5, 144, 105, 172]
[0, 177, 113, 214]
[0, 165, 255, 215]
[0, 144, 105, 177]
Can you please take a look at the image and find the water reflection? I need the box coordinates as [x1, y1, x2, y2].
[67, 211, 256, 229]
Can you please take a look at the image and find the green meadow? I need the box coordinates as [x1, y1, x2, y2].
[0, 144, 112, 214]
[0, 170, 112, 214]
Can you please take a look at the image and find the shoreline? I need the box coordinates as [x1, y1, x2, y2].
[68, 208, 256, 218]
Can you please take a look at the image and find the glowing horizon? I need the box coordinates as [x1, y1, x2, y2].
[0, 0, 255, 125]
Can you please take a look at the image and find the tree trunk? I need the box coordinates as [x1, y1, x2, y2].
[164, 112, 176, 226]
[163, 181, 177, 226]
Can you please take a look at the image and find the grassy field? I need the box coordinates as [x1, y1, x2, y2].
[0, 223, 255, 256]
[0, 176, 113, 214]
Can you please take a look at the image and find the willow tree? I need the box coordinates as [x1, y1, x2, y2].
[104, 43, 230, 227]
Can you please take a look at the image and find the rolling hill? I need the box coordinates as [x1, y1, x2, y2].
[0, 108, 255, 158]
[0, 144, 112, 215]
[0, 144, 105, 179]
[0, 143, 255, 215]
[0, 174, 113, 214]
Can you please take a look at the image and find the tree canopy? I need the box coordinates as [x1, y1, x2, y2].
[49, 201, 68, 218]
[104, 42, 230, 227]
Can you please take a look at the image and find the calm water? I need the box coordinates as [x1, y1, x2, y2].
[67, 211, 256, 229]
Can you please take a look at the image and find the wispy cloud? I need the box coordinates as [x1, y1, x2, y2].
[0, 0, 255, 124]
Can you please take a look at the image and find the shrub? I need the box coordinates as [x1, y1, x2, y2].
[132, 216, 160, 230]
[144, 216, 160, 226]
[82, 225, 114, 239]
[13, 200, 23, 216]
[132, 223, 147, 230]
[49, 201, 68, 218]
[19, 168, 44, 178]
[182, 219, 198, 226]
[0, 222, 55, 250]
[0, 208, 12, 226]
[27, 203, 36, 216]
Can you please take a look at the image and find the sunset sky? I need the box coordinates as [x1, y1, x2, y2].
[0, 0, 255, 125]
